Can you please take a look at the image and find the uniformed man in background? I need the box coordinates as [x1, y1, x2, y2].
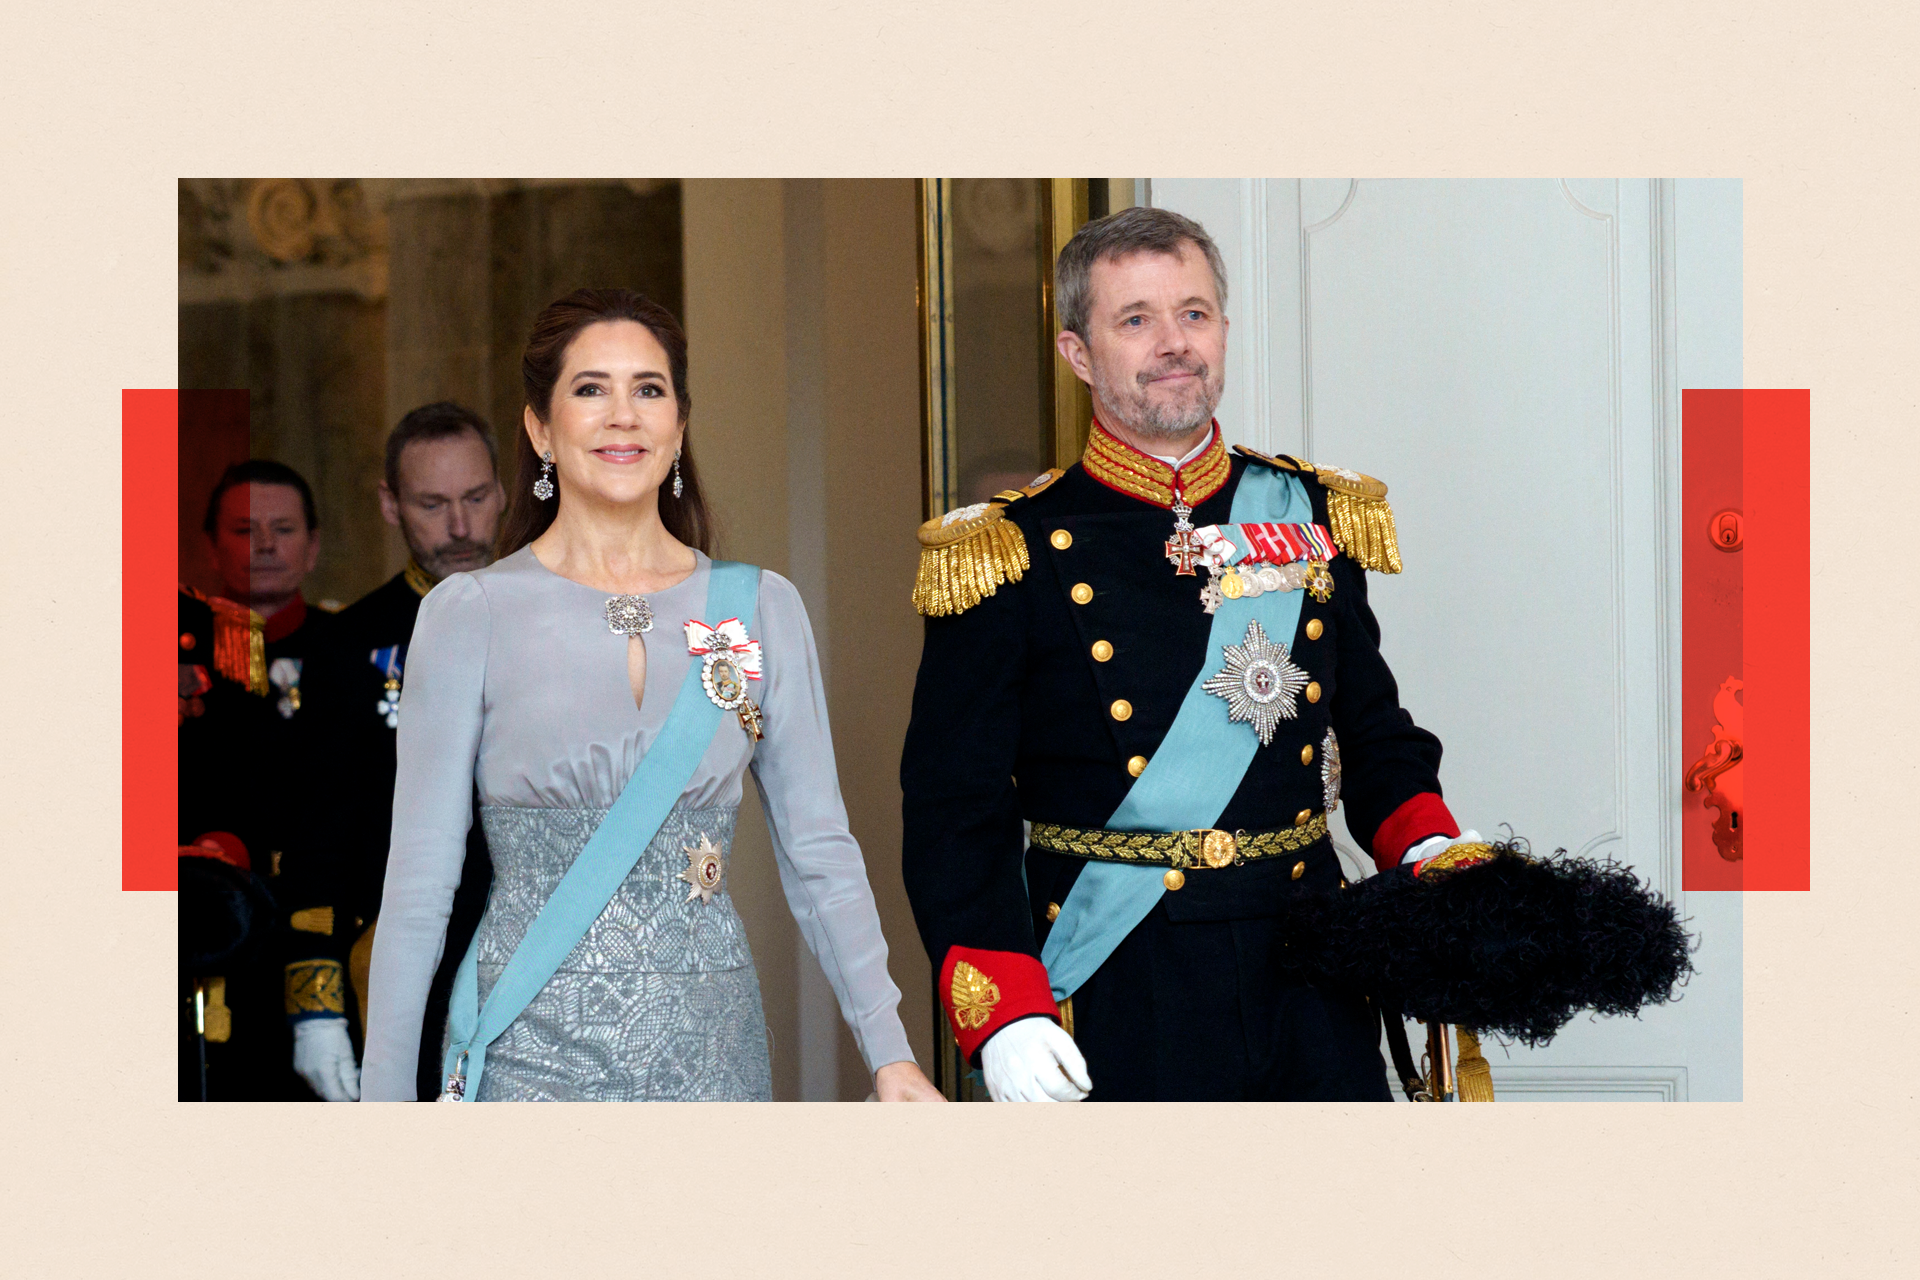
[298, 401, 503, 1100]
[900, 207, 1484, 1102]
[181, 460, 347, 1099]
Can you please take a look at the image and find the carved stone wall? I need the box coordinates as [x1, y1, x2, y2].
[179, 179, 682, 607]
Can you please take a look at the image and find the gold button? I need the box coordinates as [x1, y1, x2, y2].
[1300, 744, 1314, 766]
[1091, 640, 1113, 662]
[1110, 699, 1133, 721]
[1305, 618, 1323, 641]
[1163, 869, 1185, 891]
[1295, 809, 1312, 827]
[1071, 582, 1094, 604]
[1127, 755, 1148, 777]
[1050, 529, 1073, 550]
[1045, 902, 1061, 922]
[1291, 860, 1306, 880]
[1305, 681, 1322, 703]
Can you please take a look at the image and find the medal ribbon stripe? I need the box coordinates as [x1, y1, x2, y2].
[1190, 522, 1335, 570]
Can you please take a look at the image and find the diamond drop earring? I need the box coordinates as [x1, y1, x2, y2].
[532, 450, 555, 501]
[672, 446, 684, 500]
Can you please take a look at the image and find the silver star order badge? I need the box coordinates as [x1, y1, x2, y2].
[1202, 619, 1309, 746]
[1321, 728, 1342, 813]
[679, 832, 727, 903]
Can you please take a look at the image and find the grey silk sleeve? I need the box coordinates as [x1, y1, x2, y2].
[749, 572, 915, 1075]
[360, 573, 490, 1101]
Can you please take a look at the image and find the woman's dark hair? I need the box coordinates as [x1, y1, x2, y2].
[497, 288, 713, 557]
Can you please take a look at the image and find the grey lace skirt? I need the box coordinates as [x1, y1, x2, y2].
[456, 802, 772, 1101]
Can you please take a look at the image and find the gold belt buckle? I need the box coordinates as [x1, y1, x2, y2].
[1184, 828, 1239, 870]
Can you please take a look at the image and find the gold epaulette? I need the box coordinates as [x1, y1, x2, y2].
[208, 596, 269, 695]
[1233, 446, 1403, 574]
[912, 468, 1065, 617]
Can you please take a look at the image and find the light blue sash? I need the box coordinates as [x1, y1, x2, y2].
[440, 560, 761, 1100]
[1040, 466, 1312, 1001]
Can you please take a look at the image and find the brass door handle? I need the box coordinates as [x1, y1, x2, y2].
[1684, 737, 1743, 794]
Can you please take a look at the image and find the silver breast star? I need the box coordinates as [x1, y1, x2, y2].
[1202, 618, 1309, 746]
[679, 833, 726, 903]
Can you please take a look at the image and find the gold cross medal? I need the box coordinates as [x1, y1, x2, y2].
[685, 617, 765, 740]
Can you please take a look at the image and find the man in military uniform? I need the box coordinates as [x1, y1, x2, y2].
[178, 583, 286, 1100]
[180, 460, 348, 1099]
[297, 401, 504, 1100]
[901, 207, 1482, 1102]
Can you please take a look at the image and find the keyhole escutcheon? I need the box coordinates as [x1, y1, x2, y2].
[1710, 509, 1743, 552]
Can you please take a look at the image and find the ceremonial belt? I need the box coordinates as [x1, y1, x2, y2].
[439, 560, 761, 1102]
[1039, 463, 1314, 1002]
[1029, 816, 1329, 870]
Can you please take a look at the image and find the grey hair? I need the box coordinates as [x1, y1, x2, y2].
[1055, 206, 1229, 340]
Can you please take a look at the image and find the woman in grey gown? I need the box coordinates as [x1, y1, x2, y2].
[360, 288, 940, 1101]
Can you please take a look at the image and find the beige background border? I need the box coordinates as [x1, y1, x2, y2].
[3, 1, 1914, 1273]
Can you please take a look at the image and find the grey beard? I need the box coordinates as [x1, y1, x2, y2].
[1093, 362, 1223, 442]
[414, 537, 494, 577]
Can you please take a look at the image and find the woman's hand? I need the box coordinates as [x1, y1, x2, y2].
[872, 1059, 945, 1101]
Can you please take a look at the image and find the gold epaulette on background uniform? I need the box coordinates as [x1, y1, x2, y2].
[1233, 445, 1403, 574]
[912, 468, 1065, 617]
[207, 596, 270, 694]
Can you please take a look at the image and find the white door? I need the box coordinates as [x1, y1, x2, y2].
[1149, 178, 1742, 1101]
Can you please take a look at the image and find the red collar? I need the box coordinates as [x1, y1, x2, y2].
[261, 594, 308, 644]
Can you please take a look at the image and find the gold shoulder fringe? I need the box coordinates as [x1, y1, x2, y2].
[208, 597, 269, 695]
[913, 503, 1031, 617]
[1314, 465, 1402, 574]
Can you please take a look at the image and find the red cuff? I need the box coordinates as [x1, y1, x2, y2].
[938, 946, 1059, 1063]
[1371, 793, 1458, 870]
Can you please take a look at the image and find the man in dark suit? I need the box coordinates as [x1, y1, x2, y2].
[298, 402, 504, 1100]
[901, 207, 1481, 1102]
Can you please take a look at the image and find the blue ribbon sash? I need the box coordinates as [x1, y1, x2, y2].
[1039, 466, 1313, 1001]
[440, 560, 761, 1100]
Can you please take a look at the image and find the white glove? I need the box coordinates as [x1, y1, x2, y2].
[292, 1018, 361, 1101]
[980, 1016, 1092, 1102]
[1405, 829, 1484, 874]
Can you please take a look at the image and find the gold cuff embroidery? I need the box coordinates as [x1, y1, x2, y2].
[950, 961, 1002, 1031]
[289, 906, 334, 936]
[284, 960, 346, 1017]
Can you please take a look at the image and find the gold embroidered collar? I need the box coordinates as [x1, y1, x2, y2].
[1081, 419, 1231, 510]
[402, 559, 437, 598]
